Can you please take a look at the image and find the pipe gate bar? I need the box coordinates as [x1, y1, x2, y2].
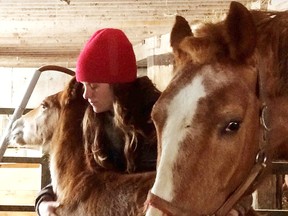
[0, 65, 75, 161]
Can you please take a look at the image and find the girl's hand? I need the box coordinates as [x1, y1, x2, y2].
[38, 201, 60, 216]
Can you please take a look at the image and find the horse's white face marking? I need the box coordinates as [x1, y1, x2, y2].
[146, 65, 233, 215]
[151, 73, 206, 200]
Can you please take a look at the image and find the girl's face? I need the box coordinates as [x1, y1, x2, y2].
[82, 82, 114, 113]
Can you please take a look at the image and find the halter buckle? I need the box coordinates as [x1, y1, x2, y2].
[260, 105, 270, 131]
[255, 150, 267, 167]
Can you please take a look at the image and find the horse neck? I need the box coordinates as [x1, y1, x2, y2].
[267, 97, 288, 160]
[50, 103, 87, 200]
[255, 12, 288, 98]
[254, 13, 288, 161]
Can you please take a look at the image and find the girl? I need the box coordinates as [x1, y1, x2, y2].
[36, 28, 161, 216]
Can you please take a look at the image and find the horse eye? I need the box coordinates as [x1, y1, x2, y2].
[225, 121, 240, 132]
[41, 102, 48, 110]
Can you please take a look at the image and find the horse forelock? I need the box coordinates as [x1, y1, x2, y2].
[173, 27, 217, 67]
[181, 23, 231, 65]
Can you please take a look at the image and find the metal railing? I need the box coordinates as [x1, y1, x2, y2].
[0, 65, 75, 161]
[0, 66, 75, 213]
[0, 66, 287, 214]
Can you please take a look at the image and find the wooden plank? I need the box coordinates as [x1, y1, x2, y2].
[272, 161, 288, 174]
[0, 205, 35, 212]
[2, 157, 43, 164]
[0, 167, 41, 205]
[0, 163, 39, 168]
[0, 212, 36, 216]
[256, 209, 288, 216]
[0, 108, 32, 115]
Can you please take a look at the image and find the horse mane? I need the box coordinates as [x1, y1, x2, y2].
[251, 10, 288, 96]
[172, 9, 288, 98]
[83, 76, 160, 173]
[171, 3, 257, 69]
[50, 77, 90, 205]
[48, 77, 155, 215]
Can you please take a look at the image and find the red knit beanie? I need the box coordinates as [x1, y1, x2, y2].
[76, 28, 137, 83]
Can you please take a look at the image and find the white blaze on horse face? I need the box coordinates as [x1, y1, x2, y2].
[151, 73, 206, 202]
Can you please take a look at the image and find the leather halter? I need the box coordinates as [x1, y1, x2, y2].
[144, 70, 270, 215]
[144, 190, 193, 215]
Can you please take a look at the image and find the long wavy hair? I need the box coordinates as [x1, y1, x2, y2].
[82, 77, 161, 173]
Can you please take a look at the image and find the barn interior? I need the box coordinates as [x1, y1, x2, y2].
[0, 0, 287, 215]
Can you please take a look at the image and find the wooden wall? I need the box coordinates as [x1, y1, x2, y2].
[134, 32, 174, 91]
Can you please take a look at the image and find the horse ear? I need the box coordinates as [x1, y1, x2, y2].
[63, 77, 84, 105]
[224, 1, 257, 61]
[69, 77, 84, 100]
[170, 16, 194, 67]
[170, 15, 193, 50]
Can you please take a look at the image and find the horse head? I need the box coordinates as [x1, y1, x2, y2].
[146, 2, 264, 215]
[9, 77, 84, 152]
[10, 88, 61, 152]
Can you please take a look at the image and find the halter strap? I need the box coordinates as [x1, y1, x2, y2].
[145, 159, 265, 216]
[145, 156, 266, 216]
[214, 155, 266, 215]
[144, 190, 193, 216]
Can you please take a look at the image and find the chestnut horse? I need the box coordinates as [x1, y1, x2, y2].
[145, 1, 288, 216]
[11, 77, 155, 215]
[10, 89, 61, 152]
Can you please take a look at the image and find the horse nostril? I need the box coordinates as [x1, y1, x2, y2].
[11, 130, 23, 140]
[9, 131, 25, 145]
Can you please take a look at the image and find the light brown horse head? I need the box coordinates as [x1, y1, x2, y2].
[10, 93, 61, 151]
[9, 77, 82, 152]
[146, 2, 263, 215]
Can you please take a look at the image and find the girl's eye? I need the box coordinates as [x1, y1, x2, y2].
[89, 83, 98, 90]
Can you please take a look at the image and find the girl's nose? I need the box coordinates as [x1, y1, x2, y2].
[83, 85, 91, 100]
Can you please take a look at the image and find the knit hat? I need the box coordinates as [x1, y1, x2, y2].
[76, 28, 137, 83]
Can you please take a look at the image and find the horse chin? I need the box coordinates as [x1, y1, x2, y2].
[9, 129, 45, 148]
